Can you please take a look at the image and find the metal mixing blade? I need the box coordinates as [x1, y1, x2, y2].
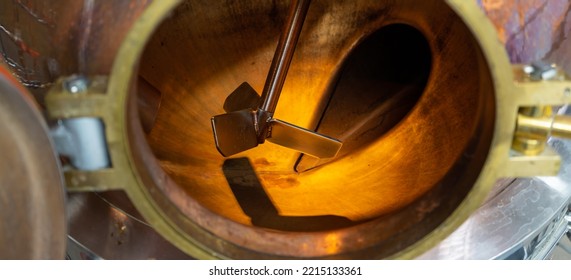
[211, 0, 342, 158]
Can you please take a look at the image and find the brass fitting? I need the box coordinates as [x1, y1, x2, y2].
[512, 106, 571, 155]
[512, 62, 571, 156]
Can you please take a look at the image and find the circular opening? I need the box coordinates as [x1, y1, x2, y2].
[128, 0, 496, 259]
[136, 21, 433, 232]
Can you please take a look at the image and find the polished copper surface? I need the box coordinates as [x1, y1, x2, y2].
[137, 76, 162, 134]
[0, 63, 66, 259]
[0, 0, 151, 103]
[131, 0, 496, 257]
[1, 0, 570, 259]
[141, 0, 489, 225]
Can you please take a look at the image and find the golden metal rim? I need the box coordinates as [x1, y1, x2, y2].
[104, 0, 544, 259]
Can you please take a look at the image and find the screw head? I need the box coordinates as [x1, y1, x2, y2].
[529, 61, 558, 81]
[63, 75, 89, 93]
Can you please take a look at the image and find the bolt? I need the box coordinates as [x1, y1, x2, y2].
[63, 75, 89, 93]
[529, 61, 558, 81]
[523, 65, 535, 74]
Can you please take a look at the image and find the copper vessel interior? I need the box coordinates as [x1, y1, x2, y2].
[128, 0, 496, 258]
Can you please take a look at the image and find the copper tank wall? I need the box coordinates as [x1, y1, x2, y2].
[0, 0, 570, 259]
[1, 0, 569, 99]
[0, 0, 151, 103]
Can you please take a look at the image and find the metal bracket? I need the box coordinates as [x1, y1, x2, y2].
[45, 75, 122, 192]
[506, 64, 571, 177]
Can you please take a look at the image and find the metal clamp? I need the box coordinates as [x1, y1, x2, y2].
[512, 63, 571, 156]
[48, 75, 111, 171]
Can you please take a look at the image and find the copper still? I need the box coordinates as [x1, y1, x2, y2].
[1, 0, 571, 259]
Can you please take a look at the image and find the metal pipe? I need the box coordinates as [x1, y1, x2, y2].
[553, 115, 571, 139]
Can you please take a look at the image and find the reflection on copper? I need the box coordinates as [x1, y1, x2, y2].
[133, 0, 496, 258]
[324, 233, 341, 255]
[142, 4, 480, 227]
